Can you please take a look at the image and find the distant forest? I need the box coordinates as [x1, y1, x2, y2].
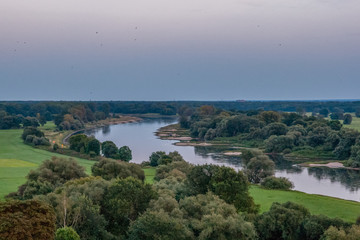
[2, 100, 360, 116]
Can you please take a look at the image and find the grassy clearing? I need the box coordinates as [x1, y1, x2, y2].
[250, 185, 360, 223]
[143, 167, 156, 184]
[343, 114, 360, 132]
[0, 129, 94, 200]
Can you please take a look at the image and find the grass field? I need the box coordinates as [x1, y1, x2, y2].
[250, 185, 360, 222]
[143, 167, 156, 184]
[343, 114, 360, 132]
[0, 129, 94, 200]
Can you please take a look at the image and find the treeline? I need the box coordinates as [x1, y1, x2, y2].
[2, 154, 360, 239]
[69, 134, 132, 161]
[180, 106, 360, 167]
[2, 100, 360, 130]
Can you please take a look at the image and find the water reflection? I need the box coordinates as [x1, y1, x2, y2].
[84, 118, 360, 201]
[308, 167, 360, 192]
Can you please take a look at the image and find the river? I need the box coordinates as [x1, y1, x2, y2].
[85, 118, 360, 202]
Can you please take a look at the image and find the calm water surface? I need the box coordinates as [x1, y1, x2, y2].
[85, 119, 360, 202]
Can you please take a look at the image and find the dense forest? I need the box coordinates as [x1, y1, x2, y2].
[1, 100, 360, 131]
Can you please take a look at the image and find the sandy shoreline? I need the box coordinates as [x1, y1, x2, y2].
[300, 162, 360, 170]
[62, 116, 142, 144]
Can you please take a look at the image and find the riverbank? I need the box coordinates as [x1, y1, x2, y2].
[156, 123, 354, 169]
[42, 116, 142, 146]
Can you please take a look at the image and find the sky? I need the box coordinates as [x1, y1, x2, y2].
[1, 0, 360, 101]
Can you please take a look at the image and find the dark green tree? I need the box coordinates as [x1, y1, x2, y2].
[86, 138, 100, 155]
[255, 201, 310, 240]
[101, 141, 118, 158]
[101, 177, 157, 236]
[343, 114, 353, 125]
[118, 145, 132, 162]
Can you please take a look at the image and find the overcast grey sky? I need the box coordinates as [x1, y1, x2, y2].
[1, 0, 359, 101]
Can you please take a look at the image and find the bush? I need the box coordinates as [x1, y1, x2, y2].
[261, 176, 294, 190]
[22, 126, 44, 140]
[92, 158, 145, 181]
[24, 134, 50, 146]
[55, 227, 80, 240]
[53, 143, 59, 151]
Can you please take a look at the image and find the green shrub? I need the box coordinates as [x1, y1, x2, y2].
[55, 227, 80, 240]
[261, 176, 294, 190]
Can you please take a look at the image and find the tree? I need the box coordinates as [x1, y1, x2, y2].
[128, 210, 194, 240]
[262, 122, 288, 138]
[149, 151, 166, 167]
[8, 157, 87, 199]
[186, 165, 258, 213]
[92, 158, 144, 181]
[55, 227, 80, 240]
[23, 116, 40, 127]
[118, 145, 132, 162]
[343, 114, 353, 125]
[40, 177, 114, 240]
[299, 215, 350, 240]
[333, 128, 360, 160]
[260, 111, 281, 124]
[86, 138, 100, 155]
[69, 134, 88, 152]
[323, 225, 360, 240]
[101, 177, 157, 236]
[319, 108, 330, 117]
[245, 155, 275, 183]
[0, 199, 56, 240]
[265, 135, 294, 153]
[101, 141, 118, 158]
[22, 126, 44, 140]
[255, 201, 310, 240]
[179, 193, 257, 240]
[356, 109, 360, 118]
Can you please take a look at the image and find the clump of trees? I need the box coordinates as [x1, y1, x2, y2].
[22, 127, 50, 146]
[102, 141, 132, 161]
[148, 151, 184, 167]
[69, 134, 101, 157]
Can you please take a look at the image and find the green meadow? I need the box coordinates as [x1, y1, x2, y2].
[0, 129, 94, 200]
[250, 185, 360, 223]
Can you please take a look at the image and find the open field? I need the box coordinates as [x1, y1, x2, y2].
[143, 167, 156, 184]
[343, 114, 360, 132]
[250, 185, 360, 223]
[0, 129, 94, 200]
